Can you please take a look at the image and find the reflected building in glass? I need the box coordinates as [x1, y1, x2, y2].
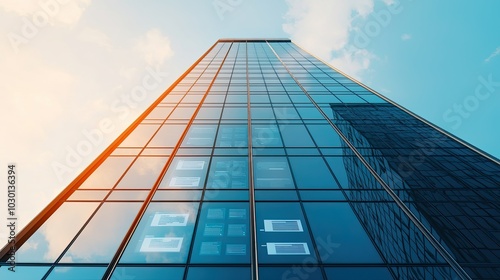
[1, 39, 499, 280]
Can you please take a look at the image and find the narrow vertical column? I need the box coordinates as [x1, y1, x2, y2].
[245, 41, 259, 280]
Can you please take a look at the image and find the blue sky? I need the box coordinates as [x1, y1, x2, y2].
[0, 0, 499, 234]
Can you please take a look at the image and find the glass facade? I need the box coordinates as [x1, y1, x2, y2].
[1, 39, 499, 280]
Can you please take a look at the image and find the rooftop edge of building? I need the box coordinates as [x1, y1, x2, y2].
[217, 38, 291, 42]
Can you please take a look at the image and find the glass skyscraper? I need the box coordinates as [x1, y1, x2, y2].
[1, 39, 499, 280]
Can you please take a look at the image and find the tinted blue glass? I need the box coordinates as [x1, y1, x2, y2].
[251, 107, 275, 119]
[182, 125, 217, 147]
[299, 190, 345, 201]
[303, 203, 382, 263]
[306, 124, 342, 147]
[190, 202, 250, 264]
[0, 266, 49, 280]
[259, 267, 324, 280]
[289, 157, 338, 189]
[274, 106, 300, 120]
[222, 107, 247, 119]
[296, 107, 325, 119]
[160, 157, 210, 189]
[255, 190, 299, 201]
[256, 202, 316, 264]
[215, 125, 247, 147]
[206, 157, 248, 189]
[252, 125, 283, 147]
[186, 267, 251, 280]
[279, 125, 315, 147]
[325, 157, 349, 188]
[119, 202, 199, 263]
[204, 190, 249, 201]
[253, 157, 294, 189]
[325, 267, 393, 280]
[111, 267, 184, 280]
[46, 266, 106, 279]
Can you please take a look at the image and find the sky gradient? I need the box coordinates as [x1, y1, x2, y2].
[1, 0, 499, 238]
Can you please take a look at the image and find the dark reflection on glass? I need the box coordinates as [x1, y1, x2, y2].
[206, 157, 248, 189]
[329, 103, 500, 279]
[119, 202, 199, 264]
[324, 267, 393, 280]
[61, 202, 141, 263]
[289, 157, 338, 189]
[115, 157, 168, 189]
[190, 202, 250, 264]
[303, 202, 382, 263]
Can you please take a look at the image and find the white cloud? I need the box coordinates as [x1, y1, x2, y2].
[135, 28, 174, 67]
[401, 33, 411, 41]
[485, 47, 500, 63]
[382, 0, 395, 5]
[283, 0, 375, 77]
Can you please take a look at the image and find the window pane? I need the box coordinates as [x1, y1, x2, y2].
[259, 267, 324, 280]
[46, 266, 106, 280]
[115, 157, 168, 189]
[182, 125, 217, 147]
[61, 202, 141, 263]
[306, 124, 342, 147]
[111, 267, 184, 280]
[147, 124, 186, 147]
[206, 157, 248, 189]
[216, 125, 247, 148]
[153, 190, 202, 201]
[253, 157, 294, 189]
[0, 266, 49, 279]
[187, 267, 251, 280]
[119, 202, 199, 264]
[159, 157, 210, 189]
[190, 202, 250, 264]
[119, 124, 160, 147]
[303, 203, 383, 263]
[79, 157, 134, 189]
[16, 202, 99, 262]
[279, 124, 315, 147]
[252, 125, 283, 147]
[222, 107, 247, 119]
[256, 202, 316, 264]
[289, 157, 338, 189]
[325, 267, 393, 280]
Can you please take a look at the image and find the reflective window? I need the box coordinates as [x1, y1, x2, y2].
[274, 107, 300, 120]
[79, 157, 134, 189]
[147, 124, 186, 147]
[67, 190, 108, 201]
[279, 124, 315, 147]
[190, 202, 250, 263]
[303, 203, 383, 263]
[182, 125, 217, 147]
[16, 202, 99, 262]
[251, 107, 275, 119]
[115, 157, 168, 189]
[204, 190, 249, 201]
[111, 267, 184, 280]
[324, 267, 393, 280]
[146, 106, 174, 120]
[216, 125, 247, 148]
[206, 157, 248, 189]
[119, 202, 198, 264]
[253, 157, 294, 189]
[289, 157, 338, 189]
[46, 266, 106, 280]
[222, 107, 247, 119]
[196, 106, 222, 119]
[61, 202, 141, 263]
[296, 107, 324, 119]
[259, 267, 324, 280]
[256, 202, 316, 264]
[118, 124, 160, 147]
[186, 267, 251, 280]
[159, 157, 209, 189]
[0, 266, 49, 279]
[252, 125, 283, 147]
[306, 124, 342, 147]
[169, 106, 197, 119]
[152, 190, 202, 201]
[107, 190, 149, 201]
